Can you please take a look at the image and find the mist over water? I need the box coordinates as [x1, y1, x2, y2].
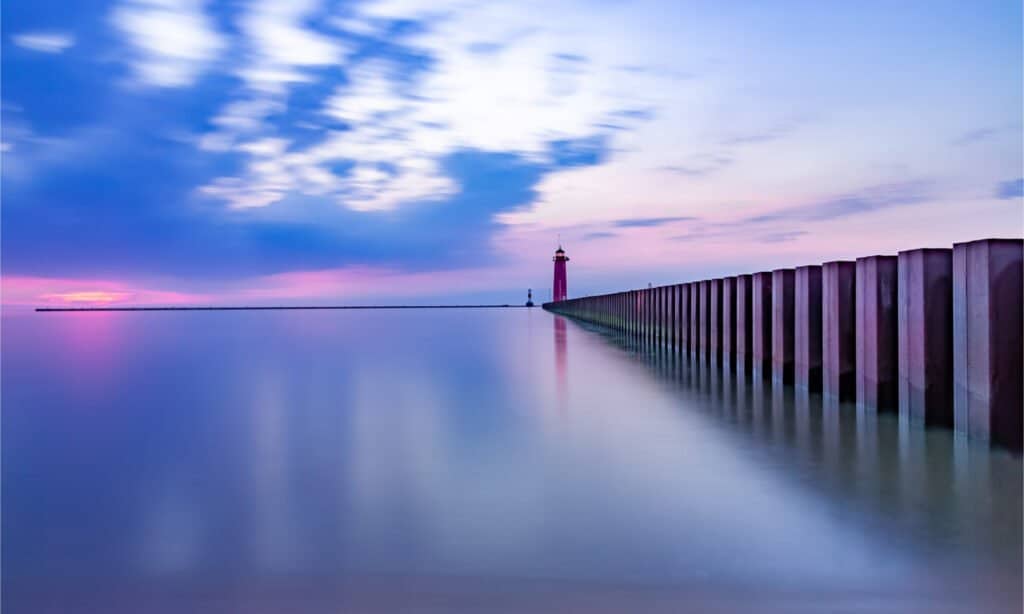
[2, 309, 1020, 613]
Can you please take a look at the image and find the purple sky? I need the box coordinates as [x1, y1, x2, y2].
[3, 0, 1022, 306]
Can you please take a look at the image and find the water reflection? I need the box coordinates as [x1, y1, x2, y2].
[553, 315, 568, 411]
[2, 310, 1021, 613]
[594, 319, 1022, 582]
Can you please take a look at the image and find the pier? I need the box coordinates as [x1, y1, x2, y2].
[544, 238, 1023, 451]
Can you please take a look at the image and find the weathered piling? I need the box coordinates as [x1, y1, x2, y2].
[953, 239, 1023, 449]
[699, 280, 712, 363]
[644, 289, 652, 343]
[665, 285, 672, 349]
[669, 285, 676, 351]
[660, 286, 668, 347]
[735, 274, 753, 377]
[823, 261, 856, 402]
[671, 284, 679, 358]
[710, 278, 725, 368]
[856, 256, 898, 413]
[631, 291, 637, 338]
[652, 287, 659, 345]
[721, 276, 737, 372]
[794, 265, 823, 392]
[771, 269, 796, 386]
[751, 272, 773, 379]
[691, 281, 700, 359]
[633, 290, 639, 338]
[898, 248, 953, 426]
[679, 284, 691, 358]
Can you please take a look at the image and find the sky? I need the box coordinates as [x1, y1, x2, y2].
[3, 0, 1022, 306]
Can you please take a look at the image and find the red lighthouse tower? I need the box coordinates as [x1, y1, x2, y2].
[552, 244, 570, 302]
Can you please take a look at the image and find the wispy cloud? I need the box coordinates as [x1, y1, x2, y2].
[660, 155, 733, 178]
[995, 178, 1023, 200]
[719, 116, 808, 147]
[758, 230, 808, 243]
[612, 216, 698, 228]
[13, 32, 75, 53]
[741, 180, 932, 224]
[669, 181, 933, 245]
[950, 126, 1003, 146]
[582, 231, 617, 240]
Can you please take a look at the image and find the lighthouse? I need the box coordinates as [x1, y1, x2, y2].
[552, 245, 570, 302]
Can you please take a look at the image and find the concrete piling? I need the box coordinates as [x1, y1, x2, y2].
[794, 265, 823, 392]
[751, 272, 773, 379]
[689, 282, 700, 359]
[771, 269, 796, 386]
[699, 280, 712, 363]
[678, 284, 689, 359]
[823, 261, 856, 402]
[898, 248, 953, 426]
[856, 256, 898, 413]
[678, 284, 689, 358]
[734, 274, 753, 377]
[953, 239, 1023, 449]
[710, 278, 724, 367]
[721, 277, 737, 372]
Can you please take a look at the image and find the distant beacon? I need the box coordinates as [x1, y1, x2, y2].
[552, 245, 570, 302]
[526, 289, 534, 307]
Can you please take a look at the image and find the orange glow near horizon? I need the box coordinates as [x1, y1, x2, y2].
[40, 291, 132, 304]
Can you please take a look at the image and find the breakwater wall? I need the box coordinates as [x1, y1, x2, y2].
[543, 238, 1023, 450]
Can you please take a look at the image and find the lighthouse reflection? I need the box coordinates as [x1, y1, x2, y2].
[553, 315, 568, 410]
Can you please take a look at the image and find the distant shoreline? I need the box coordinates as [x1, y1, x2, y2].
[36, 304, 533, 312]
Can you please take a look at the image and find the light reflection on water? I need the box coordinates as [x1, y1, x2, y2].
[2, 310, 1020, 613]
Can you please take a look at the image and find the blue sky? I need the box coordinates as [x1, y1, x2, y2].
[3, 0, 1021, 305]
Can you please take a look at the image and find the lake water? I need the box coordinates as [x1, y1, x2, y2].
[2, 309, 1021, 613]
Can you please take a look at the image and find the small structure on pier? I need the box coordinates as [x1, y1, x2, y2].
[526, 289, 534, 307]
[552, 245, 570, 302]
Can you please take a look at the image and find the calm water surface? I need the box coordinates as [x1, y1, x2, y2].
[3, 309, 1021, 612]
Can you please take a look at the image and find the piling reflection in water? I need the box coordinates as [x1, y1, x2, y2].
[578, 317, 1021, 593]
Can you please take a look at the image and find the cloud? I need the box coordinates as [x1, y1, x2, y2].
[612, 216, 697, 228]
[610, 108, 655, 121]
[239, 1, 349, 91]
[950, 127, 1002, 146]
[193, 0, 656, 214]
[758, 230, 807, 243]
[13, 32, 75, 53]
[582, 231, 616, 240]
[112, 0, 225, 87]
[548, 135, 609, 168]
[742, 180, 932, 224]
[719, 116, 809, 147]
[995, 178, 1023, 200]
[2, 131, 575, 282]
[660, 155, 733, 178]
[668, 181, 933, 245]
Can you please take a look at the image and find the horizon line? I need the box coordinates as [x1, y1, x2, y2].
[35, 304, 535, 313]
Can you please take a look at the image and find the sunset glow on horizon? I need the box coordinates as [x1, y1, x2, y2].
[40, 291, 131, 304]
